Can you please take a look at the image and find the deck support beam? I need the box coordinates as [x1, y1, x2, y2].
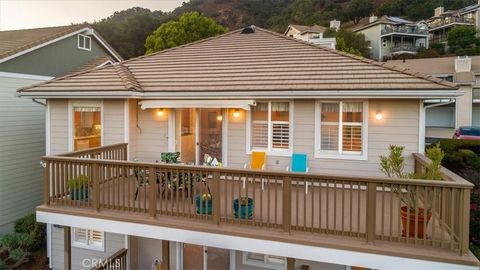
[64, 226, 71, 270]
[162, 240, 170, 270]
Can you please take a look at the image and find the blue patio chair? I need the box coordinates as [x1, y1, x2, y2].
[288, 153, 309, 173]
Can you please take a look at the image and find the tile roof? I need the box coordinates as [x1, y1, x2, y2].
[19, 27, 456, 95]
[0, 24, 122, 62]
[289, 24, 327, 33]
[65, 56, 114, 76]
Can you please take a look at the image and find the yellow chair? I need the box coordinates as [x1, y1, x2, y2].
[244, 151, 266, 170]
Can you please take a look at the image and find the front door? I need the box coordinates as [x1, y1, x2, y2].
[174, 108, 223, 165]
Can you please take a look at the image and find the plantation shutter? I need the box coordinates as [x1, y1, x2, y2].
[320, 103, 339, 151]
[251, 102, 268, 149]
[90, 230, 103, 246]
[342, 102, 363, 153]
[74, 228, 88, 244]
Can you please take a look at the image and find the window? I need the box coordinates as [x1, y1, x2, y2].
[316, 101, 367, 159]
[72, 228, 104, 251]
[72, 101, 101, 151]
[243, 252, 286, 270]
[249, 101, 292, 154]
[77, 34, 91, 51]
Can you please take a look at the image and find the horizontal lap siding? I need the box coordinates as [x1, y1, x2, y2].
[227, 99, 419, 176]
[0, 76, 46, 233]
[132, 107, 168, 162]
[49, 99, 69, 154]
[103, 99, 125, 145]
[51, 226, 125, 270]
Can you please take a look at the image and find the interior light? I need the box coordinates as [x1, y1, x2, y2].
[233, 109, 240, 119]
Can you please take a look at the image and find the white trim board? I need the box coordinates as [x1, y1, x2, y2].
[37, 211, 478, 270]
[0, 71, 53, 81]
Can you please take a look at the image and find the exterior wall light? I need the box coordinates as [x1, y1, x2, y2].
[375, 111, 383, 120]
[217, 115, 223, 121]
[157, 109, 165, 117]
[233, 109, 240, 119]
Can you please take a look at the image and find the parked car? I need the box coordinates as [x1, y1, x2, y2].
[453, 126, 480, 140]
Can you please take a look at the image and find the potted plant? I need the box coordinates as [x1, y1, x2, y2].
[67, 174, 90, 201]
[195, 193, 212, 215]
[233, 196, 254, 220]
[380, 144, 444, 238]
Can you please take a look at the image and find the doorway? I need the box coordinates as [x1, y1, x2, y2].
[183, 244, 230, 270]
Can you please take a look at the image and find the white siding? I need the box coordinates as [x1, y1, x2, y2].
[131, 107, 169, 162]
[0, 76, 46, 233]
[103, 99, 125, 145]
[49, 99, 69, 154]
[228, 99, 419, 176]
[51, 226, 125, 270]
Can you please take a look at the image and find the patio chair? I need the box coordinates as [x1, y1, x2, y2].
[244, 151, 266, 170]
[287, 153, 309, 173]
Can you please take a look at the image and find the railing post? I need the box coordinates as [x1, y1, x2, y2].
[212, 171, 221, 225]
[366, 182, 377, 243]
[414, 156, 423, 176]
[149, 167, 157, 217]
[460, 188, 471, 255]
[92, 163, 100, 211]
[44, 160, 50, 205]
[283, 176, 292, 233]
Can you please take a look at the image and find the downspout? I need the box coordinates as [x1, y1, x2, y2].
[32, 98, 46, 106]
[420, 98, 456, 151]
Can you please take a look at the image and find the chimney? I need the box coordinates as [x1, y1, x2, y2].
[330, 20, 341, 31]
[455, 56, 471, 72]
[369, 15, 378, 23]
[434, 6, 444, 17]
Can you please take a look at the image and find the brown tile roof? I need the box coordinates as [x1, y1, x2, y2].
[18, 27, 456, 95]
[0, 24, 122, 62]
[65, 56, 114, 76]
[290, 24, 327, 33]
[387, 56, 480, 75]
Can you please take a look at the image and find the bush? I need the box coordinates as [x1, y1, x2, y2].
[14, 214, 45, 252]
[0, 260, 6, 270]
[9, 248, 24, 262]
[0, 233, 35, 251]
[432, 140, 480, 180]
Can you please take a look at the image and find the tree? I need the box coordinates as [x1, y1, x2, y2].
[93, 7, 169, 59]
[347, 0, 374, 24]
[145, 12, 228, 54]
[325, 29, 371, 57]
[447, 26, 480, 55]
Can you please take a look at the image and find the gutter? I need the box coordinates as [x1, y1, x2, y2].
[32, 98, 46, 106]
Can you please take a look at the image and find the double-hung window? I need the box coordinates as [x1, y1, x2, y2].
[316, 101, 367, 159]
[72, 100, 102, 151]
[249, 101, 292, 154]
[72, 227, 104, 251]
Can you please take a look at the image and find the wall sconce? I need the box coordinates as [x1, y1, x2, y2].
[233, 109, 240, 119]
[217, 115, 223, 121]
[375, 111, 383, 120]
[157, 109, 165, 117]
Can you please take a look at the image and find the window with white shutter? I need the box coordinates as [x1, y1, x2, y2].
[243, 252, 286, 269]
[249, 101, 292, 154]
[72, 227, 104, 251]
[316, 101, 367, 159]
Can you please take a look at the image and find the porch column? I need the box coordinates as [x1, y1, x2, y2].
[287, 258, 295, 270]
[162, 240, 170, 270]
[64, 226, 71, 270]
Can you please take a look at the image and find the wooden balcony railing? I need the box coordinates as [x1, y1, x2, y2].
[60, 143, 128, 160]
[42, 145, 474, 255]
[90, 248, 128, 270]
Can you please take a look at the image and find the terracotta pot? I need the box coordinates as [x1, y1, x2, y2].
[400, 206, 432, 238]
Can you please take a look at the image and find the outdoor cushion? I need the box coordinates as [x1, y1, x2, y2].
[291, 153, 308, 173]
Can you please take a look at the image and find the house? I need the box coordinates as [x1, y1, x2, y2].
[353, 15, 430, 61]
[0, 24, 122, 234]
[427, 2, 480, 45]
[284, 24, 337, 49]
[17, 26, 479, 270]
[387, 56, 480, 141]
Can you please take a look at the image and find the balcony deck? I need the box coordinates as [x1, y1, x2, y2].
[39, 143, 479, 267]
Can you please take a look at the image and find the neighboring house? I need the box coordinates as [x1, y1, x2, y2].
[0, 25, 122, 234]
[427, 2, 480, 45]
[387, 56, 480, 142]
[353, 15, 430, 61]
[284, 24, 337, 49]
[18, 26, 479, 270]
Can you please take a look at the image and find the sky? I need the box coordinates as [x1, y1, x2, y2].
[0, 0, 185, 30]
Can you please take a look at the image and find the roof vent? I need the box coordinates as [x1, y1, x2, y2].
[241, 25, 256, 34]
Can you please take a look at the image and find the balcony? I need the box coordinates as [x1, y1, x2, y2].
[381, 27, 429, 36]
[429, 17, 476, 30]
[39, 144, 477, 266]
[391, 45, 421, 54]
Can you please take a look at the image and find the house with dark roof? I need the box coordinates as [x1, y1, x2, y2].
[0, 24, 121, 235]
[284, 24, 337, 49]
[17, 26, 479, 270]
[353, 15, 430, 61]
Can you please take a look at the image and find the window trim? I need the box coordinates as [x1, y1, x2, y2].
[242, 252, 286, 270]
[68, 99, 104, 152]
[314, 100, 368, 160]
[71, 228, 105, 252]
[246, 100, 294, 156]
[77, 34, 92, 51]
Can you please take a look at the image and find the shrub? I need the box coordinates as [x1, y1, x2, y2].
[14, 214, 45, 252]
[0, 260, 6, 270]
[0, 233, 35, 251]
[67, 174, 90, 190]
[9, 248, 24, 262]
[379, 145, 407, 178]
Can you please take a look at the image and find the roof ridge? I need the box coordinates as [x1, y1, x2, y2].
[254, 27, 456, 89]
[112, 63, 142, 91]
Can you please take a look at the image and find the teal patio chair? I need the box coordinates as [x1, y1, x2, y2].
[288, 153, 309, 173]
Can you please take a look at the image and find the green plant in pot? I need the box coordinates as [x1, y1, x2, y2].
[67, 174, 90, 201]
[195, 193, 212, 215]
[380, 144, 444, 238]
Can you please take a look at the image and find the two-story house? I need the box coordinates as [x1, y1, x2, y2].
[284, 24, 337, 49]
[17, 26, 479, 270]
[0, 24, 122, 234]
[353, 15, 430, 61]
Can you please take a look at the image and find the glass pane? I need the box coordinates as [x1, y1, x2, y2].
[74, 107, 101, 150]
[251, 103, 268, 149]
[79, 36, 84, 48]
[175, 108, 196, 164]
[320, 124, 339, 151]
[321, 103, 339, 122]
[271, 102, 289, 121]
[343, 125, 362, 152]
[246, 252, 265, 262]
[85, 37, 91, 50]
[342, 102, 363, 123]
[199, 109, 222, 165]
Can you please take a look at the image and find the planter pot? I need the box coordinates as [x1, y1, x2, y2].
[400, 206, 432, 238]
[195, 194, 212, 215]
[233, 197, 254, 220]
[70, 187, 89, 201]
